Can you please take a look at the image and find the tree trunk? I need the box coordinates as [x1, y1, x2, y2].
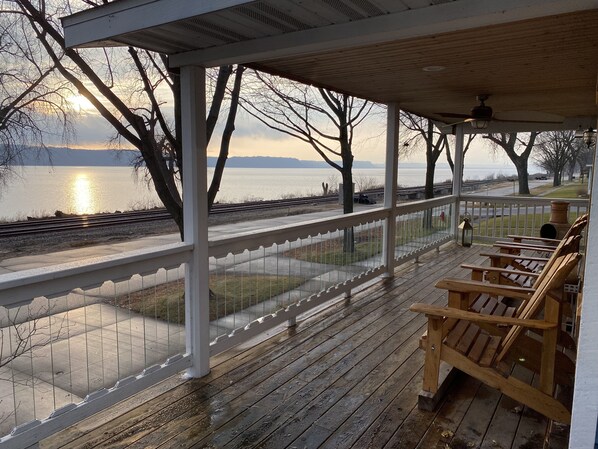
[424, 158, 435, 200]
[208, 67, 245, 209]
[553, 170, 561, 187]
[341, 163, 355, 253]
[514, 159, 530, 195]
[446, 146, 454, 174]
[424, 120, 436, 200]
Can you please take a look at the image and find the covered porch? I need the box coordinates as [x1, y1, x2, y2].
[42, 244, 568, 449]
[0, 0, 597, 447]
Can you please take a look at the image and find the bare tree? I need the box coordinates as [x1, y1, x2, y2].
[445, 134, 476, 175]
[565, 137, 588, 181]
[0, 6, 70, 182]
[240, 70, 374, 251]
[242, 70, 373, 215]
[485, 132, 539, 194]
[12, 0, 243, 236]
[534, 130, 575, 187]
[574, 140, 594, 182]
[399, 113, 448, 199]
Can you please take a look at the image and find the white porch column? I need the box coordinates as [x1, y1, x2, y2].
[451, 124, 465, 239]
[383, 103, 399, 276]
[570, 121, 598, 448]
[181, 65, 210, 377]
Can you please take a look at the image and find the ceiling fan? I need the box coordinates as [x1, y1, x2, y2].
[436, 95, 564, 129]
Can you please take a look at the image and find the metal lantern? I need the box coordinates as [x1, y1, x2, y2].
[458, 214, 473, 247]
[583, 127, 596, 148]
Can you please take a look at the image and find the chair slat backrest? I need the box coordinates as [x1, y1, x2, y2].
[496, 252, 581, 363]
[531, 235, 581, 288]
[563, 214, 588, 241]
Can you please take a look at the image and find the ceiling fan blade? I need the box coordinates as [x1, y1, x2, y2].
[493, 111, 564, 124]
[435, 112, 471, 119]
[440, 118, 476, 128]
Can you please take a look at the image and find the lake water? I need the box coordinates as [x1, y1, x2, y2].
[0, 164, 517, 221]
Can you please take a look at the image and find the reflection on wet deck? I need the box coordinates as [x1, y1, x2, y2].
[42, 244, 566, 449]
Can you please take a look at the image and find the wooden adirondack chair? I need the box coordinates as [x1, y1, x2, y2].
[463, 234, 581, 288]
[493, 214, 587, 261]
[410, 252, 581, 424]
[506, 214, 587, 247]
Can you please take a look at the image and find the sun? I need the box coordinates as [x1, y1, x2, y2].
[67, 94, 95, 112]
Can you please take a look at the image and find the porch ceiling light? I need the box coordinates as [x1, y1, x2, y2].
[583, 127, 596, 148]
[470, 119, 489, 130]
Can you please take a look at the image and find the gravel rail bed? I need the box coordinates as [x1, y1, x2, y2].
[0, 204, 337, 262]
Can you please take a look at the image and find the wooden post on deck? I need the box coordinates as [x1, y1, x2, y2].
[181, 65, 211, 377]
[570, 117, 598, 447]
[451, 124, 465, 240]
[383, 103, 399, 277]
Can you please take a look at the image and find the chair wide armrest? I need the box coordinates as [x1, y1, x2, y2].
[494, 241, 556, 253]
[435, 278, 535, 299]
[409, 303, 555, 330]
[480, 252, 550, 263]
[507, 234, 560, 245]
[461, 264, 540, 278]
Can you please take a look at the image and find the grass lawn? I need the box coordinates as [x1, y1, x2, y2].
[527, 184, 555, 196]
[286, 217, 448, 264]
[542, 182, 589, 199]
[285, 233, 382, 265]
[528, 181, 588, 198]
[113, 273, 306, 323]
[476, 210, 583, 239]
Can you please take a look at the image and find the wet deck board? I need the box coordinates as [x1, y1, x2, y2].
[41, 243, 562, 449]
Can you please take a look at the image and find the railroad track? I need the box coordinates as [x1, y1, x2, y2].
[0, 180, 498, 237]
[0, 194, 338, 237]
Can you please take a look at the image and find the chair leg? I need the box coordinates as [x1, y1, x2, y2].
[540, 295, 560, 394]
[423, 317, 443, 393]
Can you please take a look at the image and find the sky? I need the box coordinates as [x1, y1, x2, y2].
[53, 93, 517, 168]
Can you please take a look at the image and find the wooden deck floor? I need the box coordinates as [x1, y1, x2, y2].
[41, 244, 568, 449]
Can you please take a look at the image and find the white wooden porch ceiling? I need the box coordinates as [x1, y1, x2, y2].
[62, 0, 598, 129]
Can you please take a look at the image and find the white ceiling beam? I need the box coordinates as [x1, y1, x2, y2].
[61, 0, 256, 49]
[169, 0, 598, 67]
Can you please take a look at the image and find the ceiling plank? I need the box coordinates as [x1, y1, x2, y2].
[62, 0, 256, 48]
[168, 0, 598, 67]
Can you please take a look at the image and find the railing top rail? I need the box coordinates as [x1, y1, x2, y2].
[460, 195, 589, 206]
[396, 195, 455, 213]
[209, 196, 456, 258]
[209, 207, 390, 258]
[0, 242, 193, 308]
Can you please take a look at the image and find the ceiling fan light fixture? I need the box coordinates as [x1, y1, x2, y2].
[583, 128, 596, 148]
[470, 119, 489, 129]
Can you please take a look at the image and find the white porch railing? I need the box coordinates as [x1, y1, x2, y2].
[393, 196, 453, 262]
[207, 196, 454, 354]
[0, 243, 193, 448]
[0, 193, 545, 447]
[460, 195, 589, 242]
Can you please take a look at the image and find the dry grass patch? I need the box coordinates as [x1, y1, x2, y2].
[113, 273, 306, 323]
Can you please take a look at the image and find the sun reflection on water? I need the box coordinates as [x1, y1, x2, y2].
[72, 173, 95, 215]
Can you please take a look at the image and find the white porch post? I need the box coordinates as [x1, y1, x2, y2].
[181, 65, 210, 377]
[383, 103, 399, 276]
[451, 124, 465, 240]
[570, 120, 598, 448]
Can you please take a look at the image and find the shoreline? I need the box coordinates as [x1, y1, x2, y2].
[0, 203, 339, 263]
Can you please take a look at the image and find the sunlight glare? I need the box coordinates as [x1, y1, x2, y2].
[67, 94, 95, 112]
[72, 173, 94, 215]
